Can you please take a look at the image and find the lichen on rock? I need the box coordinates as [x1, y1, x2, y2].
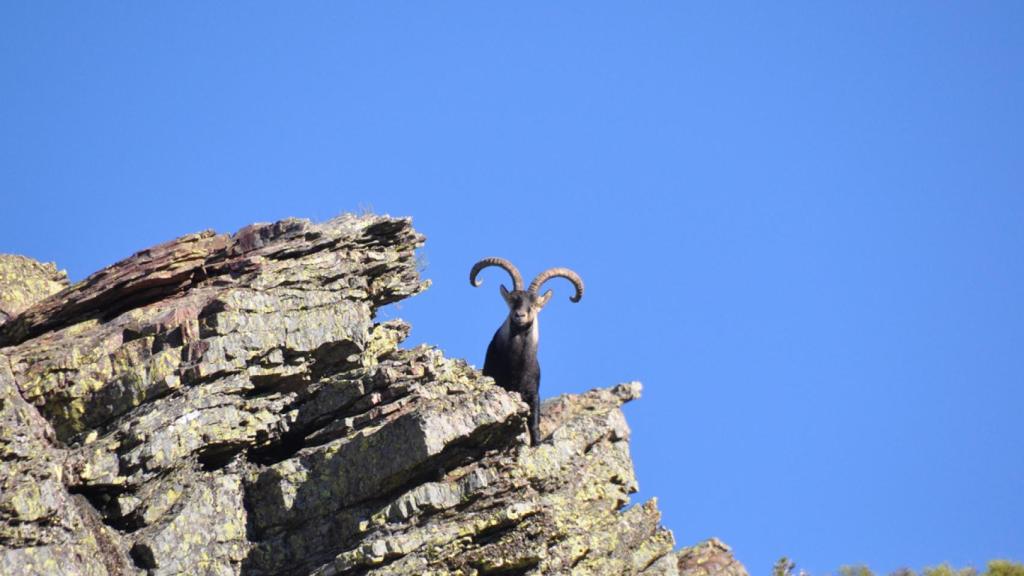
[0, 254, 68, 325]
[0, 213, 746, 576]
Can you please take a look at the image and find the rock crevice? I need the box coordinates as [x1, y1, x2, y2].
[0, 214, 745, 576]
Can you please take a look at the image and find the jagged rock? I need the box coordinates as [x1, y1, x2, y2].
[0, 351, 135, 576]
[0, 213, 747, 576]
[677, 539, 748, 576]
[0, 254, 69, 325]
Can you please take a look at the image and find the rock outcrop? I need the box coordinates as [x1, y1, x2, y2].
[0, 255, 69, 323]
[0, 214, 746, 576]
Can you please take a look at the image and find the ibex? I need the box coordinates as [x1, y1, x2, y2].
[470, 257, 584, 446]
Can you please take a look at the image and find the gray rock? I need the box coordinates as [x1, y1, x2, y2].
[0, 214, 746, 576]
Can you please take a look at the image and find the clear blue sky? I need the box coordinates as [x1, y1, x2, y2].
[2, 3, 1022, 574]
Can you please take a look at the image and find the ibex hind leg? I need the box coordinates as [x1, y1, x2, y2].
[522, 389, 541, 446]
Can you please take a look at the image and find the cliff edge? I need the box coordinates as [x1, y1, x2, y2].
[0, 214, 747, 576]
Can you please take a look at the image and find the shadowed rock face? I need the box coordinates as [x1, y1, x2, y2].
[0, 214, 747, 576]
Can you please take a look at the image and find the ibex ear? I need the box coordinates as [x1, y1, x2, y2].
[537, 289, 553, 308]
[500, 284, 512, 303]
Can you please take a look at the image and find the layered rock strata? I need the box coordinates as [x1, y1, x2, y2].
[0, 214, 746, 576]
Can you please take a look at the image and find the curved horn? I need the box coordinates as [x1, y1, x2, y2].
[470, 257, 523, 291]
[528, 267, 584, 302]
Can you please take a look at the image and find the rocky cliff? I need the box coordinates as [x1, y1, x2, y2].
[0, 214, 747, 576]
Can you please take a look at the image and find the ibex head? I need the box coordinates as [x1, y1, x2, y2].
[470, 257, 584, 329]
